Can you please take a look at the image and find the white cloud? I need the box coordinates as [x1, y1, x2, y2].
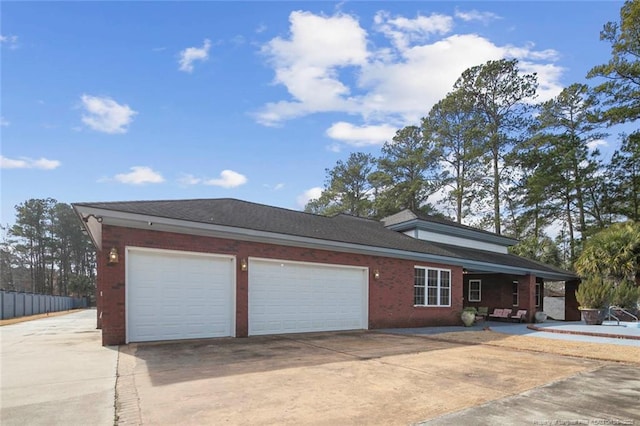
[203, 170, 247, 188]
[504, 42, 560, 61]
[518, 61, 565, 102]
[263, 183, 285, 191]
[0, 116, 9, 127]
[587, 138, 608, 151]
[454, 9, 501, 24]
[80, 94, 137, 134]
[256, 11, 368, 125]
[0, 34, 19, 49]
[297, 187, 323, 208]
[326, 122, 397, 146]
[178, 174, 202, 185]
[257, 9, 565, 136]
[274, 183, 285, 190]
[113, 166, 164, 185]
[1, 155, 60, 170]
[374, 11, 453, 51]
[178, 39, 211, 73]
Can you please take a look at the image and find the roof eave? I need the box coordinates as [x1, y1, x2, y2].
[386, 219, 519, 247]
[74, 206, 574, 281]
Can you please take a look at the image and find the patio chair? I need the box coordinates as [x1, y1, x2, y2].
[488, 308, 506, 320]
[476, 306, 488, 322]
[510, 309, 527, 323]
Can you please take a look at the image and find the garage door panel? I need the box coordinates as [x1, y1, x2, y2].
[249, 259, 367, 335]
[127, 249, 234, 342]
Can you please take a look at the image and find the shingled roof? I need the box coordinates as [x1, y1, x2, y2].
[73, 198, 575, 280]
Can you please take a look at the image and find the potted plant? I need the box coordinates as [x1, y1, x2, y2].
[534, 311, 547, 323]
[575, 277, 613, 325]
[461, 307, 477, 327]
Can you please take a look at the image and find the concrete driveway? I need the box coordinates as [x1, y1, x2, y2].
[2, 311, 638, 425]
[116, 332, 637, 425]
[0, 309, 117, 426]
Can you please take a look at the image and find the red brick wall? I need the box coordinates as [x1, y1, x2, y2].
[98, 225, 464, 345]
[463, 274, 517, 309]
[463, 273, 541, 321]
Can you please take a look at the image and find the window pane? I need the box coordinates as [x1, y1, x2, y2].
[440, 271, 450, 288]
[469, 280, 481, 302]
[414, 268, 425, 305]
[414, 286, 425, 305]
[440, 288, 450, 305]
[427, 288, 438, 305]
[427, 270, 438, 288]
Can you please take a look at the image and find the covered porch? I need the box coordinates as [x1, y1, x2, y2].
[459, 262, 577, 323]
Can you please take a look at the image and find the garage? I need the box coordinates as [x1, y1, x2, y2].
[248, 258, 368, 335]
[126, 248, 235, 343]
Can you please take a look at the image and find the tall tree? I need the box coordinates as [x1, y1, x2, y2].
[423, 89, 484, 223]
[509, 234, 561, 267]
[587, 0, 640, 126]
[6, 199, 96, 295]
[305, 152, 376, 217]
[50, 203, 95, 295]
[0, 226, 16, 290]
[606, 133, 640, 221]
[535, 83, 606, 238]
[453, 59, 538, 234]
[10, 198, 56, 293]
[375, 125, 440, 217]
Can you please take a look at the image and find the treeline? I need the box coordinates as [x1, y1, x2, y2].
[306, 1, 639, 270]
[0, 199, 96, 297]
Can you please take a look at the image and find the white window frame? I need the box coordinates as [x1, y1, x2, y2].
[535, 282, 542, 307]
[468, 279, 482, 302]
[414, 267, 451, 307]
[512, 281, 519, 306]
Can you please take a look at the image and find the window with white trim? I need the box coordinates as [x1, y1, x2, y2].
[468, 279, 481, 302]
[535, 282, 541, 307]
[414, 267, 451, 307]
[512, 281, 519, 306]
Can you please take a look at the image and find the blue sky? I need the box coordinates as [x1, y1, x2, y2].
[1, 1, 626, 226]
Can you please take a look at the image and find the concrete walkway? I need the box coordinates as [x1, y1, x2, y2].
[385, 320, 640, 347]
[0, 309, 118, 426]
[422, 363, 640, 425]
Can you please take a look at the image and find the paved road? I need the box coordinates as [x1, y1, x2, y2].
[0, 309, 117, 426]
[423, 363, 640, 425]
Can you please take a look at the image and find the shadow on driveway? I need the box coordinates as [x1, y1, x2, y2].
[116, 330, 609, 425]
[124, 331, 459, 387]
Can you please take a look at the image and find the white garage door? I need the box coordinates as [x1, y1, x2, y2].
[249, 258, 368, 335]
[127, 248, 235, 343]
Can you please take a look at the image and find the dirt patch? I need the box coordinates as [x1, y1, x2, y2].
[0, 309, 85, 326]
[117, 331, 604, 425]
[416, 330, 640, 364]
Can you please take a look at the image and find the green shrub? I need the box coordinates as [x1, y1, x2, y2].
[612, 280, 640, 310]
[575, 278, 613, 309]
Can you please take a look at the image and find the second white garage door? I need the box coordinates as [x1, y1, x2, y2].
[248, 258, 368, 335]
[127, 248, 235, 343]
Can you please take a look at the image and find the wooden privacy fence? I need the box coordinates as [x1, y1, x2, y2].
[0, 290, 88, 320]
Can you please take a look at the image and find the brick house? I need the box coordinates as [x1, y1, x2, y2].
[73, 198, 576, 346]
